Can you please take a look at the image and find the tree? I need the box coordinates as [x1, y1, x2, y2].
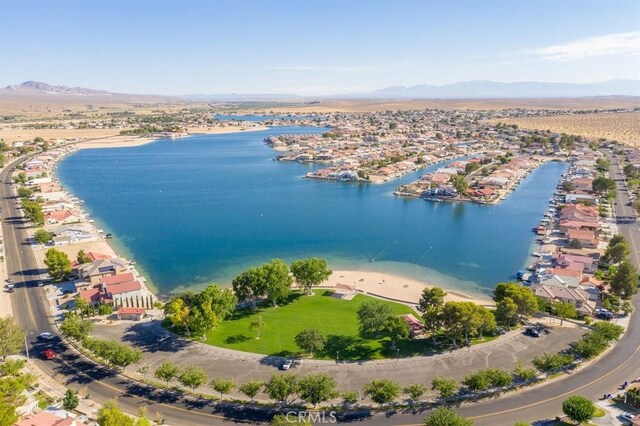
[385, 315, 410, 349]
[462, 371, 491, 392]
[232, 267, 266, 308]
[76, 249, 92, 264]
[16, 186, 34, 199]
[199, 285, 238, 320]
[568, 238, 584, 249]
[610, 260, 638, 299]
[164, 297, 191, 334]
[423, 407, 473, 426]
[403, 383, 427, 403]
[33, 229, 52, 244]
[621, 300, 635, 316]
[250, 316, 265, 339]
[419, 287, 447, 312]
[60, 315, 92, 341]
[63, 389, 79, 410]
[422, 308, 444, 344]
[591, 176, 615, 195]
[341, 390, 358, 406]
[363, 379, 400, 406]
[210, 377, 235, 399]
[552, 301, 577, 326]
[270, 415, 310, 425]
[154, 361, 179, 388]
[449, 174, 469, 195]
[178, 366, 207, 393]
[263, 374, 298, 405]
[592, 322, 624, 341]
[0, 316, 24, 359]
[97, 400, 134, 426]
[431, 376, 458, 399]
[294, 329, 326, 357]
[532, 352, 574, 375]
[290, 258, 332, 295]
[623, 163, 638, 178]
[44, 248, 72, 282]
[604, 239, 630, 264]
[513, 359, 538, 383]
[562, 396, 595, 424]
[82, 338, 140, 371]
[239, 380, 263, 401]
[297, 373, 338, 407]
[74, 296, 91, 317]
[571, 332, 609, 359]
[357, 300, 393, 338]
[261, 259, 293, 306]
[21, 200, 44, 226]
[562, 181, 575, 192]
[493, 283, 538, 323]
[0, 359, 25, 376]
[0, 399, 19, 426]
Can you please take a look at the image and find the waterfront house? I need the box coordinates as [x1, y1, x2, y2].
[45, 210, 81, 225]
[16, 410, 88, 426]
[552, 253, 597, 273]
[567, 229, 599, 248]
[77, 258, 130, 284]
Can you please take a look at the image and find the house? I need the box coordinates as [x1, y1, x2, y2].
[77, 258, 130, 284]
[530, 283, 596, 316]
[116, 307, 146, 321]
[45, 210, 81, 225]
[567, 229, 599, 248]
[16, 409, 88, 426]
[552, 253, 597, 273]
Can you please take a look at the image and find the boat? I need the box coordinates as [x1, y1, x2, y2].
[104, 233, 113, 239]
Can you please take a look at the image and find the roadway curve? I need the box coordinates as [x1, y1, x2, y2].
[2, 151, 639, 425]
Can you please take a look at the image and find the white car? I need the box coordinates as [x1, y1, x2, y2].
[280, 359, 293, 370]
[38, 332, 54, 340]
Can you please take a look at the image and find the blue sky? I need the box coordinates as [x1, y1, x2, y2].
[1, 0, 639, 95]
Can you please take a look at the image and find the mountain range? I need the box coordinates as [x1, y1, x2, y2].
[2, 79, 639, 100]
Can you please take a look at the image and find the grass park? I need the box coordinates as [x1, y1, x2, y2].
[204, 289, 497, 360]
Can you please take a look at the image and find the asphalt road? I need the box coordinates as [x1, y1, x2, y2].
[2, 152, 639, 426]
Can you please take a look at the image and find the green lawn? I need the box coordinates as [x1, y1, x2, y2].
[203, 290, 499, 360]
[204, 290, 426, 360]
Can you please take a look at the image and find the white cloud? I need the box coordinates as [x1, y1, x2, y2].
[527, 31, 640, 61]
[269, 65, 372, 73]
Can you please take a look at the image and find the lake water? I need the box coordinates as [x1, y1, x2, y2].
[57, 126, 566, 298]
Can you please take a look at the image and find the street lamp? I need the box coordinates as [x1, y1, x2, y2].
[24, 332, 34, 359]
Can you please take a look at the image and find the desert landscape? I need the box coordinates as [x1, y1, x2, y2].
[491, 111, 640, 147]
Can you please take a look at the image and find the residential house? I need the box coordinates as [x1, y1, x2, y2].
[77, 258, 130, 284]
[567, 229, 599, 248]
[116, 307, 146, 321]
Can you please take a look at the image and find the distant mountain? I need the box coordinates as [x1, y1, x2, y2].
[364, 79, 640, 99]
[2, 80, 113, 96]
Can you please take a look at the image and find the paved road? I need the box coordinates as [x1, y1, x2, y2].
[3, 153, 639, 425]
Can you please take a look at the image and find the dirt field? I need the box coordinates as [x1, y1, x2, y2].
[488, 111, 640, 147]
[265, 97, 640, 113]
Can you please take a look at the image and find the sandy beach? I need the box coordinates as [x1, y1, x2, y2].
[324, 269, 494, 306]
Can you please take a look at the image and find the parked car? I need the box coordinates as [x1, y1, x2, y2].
[280, 359, 293, 370]
[38, 332, 54, 340]
[42, 349, 56, 360]
[524, 327, 540, 338]
[155, 335, 170, 344]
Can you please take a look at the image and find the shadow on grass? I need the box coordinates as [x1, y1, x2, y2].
[321, 334, 377, 361]
[224, 334, 251, 344]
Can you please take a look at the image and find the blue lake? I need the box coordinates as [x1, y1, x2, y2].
[57, 126, 566, 298]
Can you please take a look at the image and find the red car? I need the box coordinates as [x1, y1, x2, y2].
[42, 348, 56, 360]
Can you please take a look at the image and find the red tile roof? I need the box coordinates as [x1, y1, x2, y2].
[100, 272, 134, 286]
[106, 280, 142, 295]
[117, 307, 145, 315]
